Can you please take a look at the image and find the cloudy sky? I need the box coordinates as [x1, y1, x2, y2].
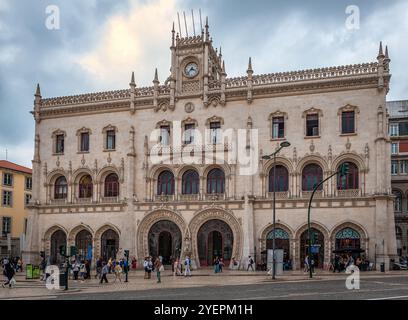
[1, 0, 407, 167]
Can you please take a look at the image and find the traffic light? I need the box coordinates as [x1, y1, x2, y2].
[124, 250, 129, 258]
[59, 245, 66, 256]
[311, 232, 319, 245]
[339, 162, 350, 177]
[70, 246, 77, 256]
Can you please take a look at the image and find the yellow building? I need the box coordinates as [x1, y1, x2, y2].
[0, 160, 32, 258]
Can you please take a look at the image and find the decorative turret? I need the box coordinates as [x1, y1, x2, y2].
[205, 16, 209, 42]
[220, 60, 226, 106]
[377, 42, 391, 92]
[129, 71, 136, 114]
[34, 83, 42, 123]
[246, 57, 253, 104]
[153, 68, 160, 111]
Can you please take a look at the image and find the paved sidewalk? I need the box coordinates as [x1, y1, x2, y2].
[1, 269, 407, 300]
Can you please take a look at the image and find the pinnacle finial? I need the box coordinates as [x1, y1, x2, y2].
[378, 41, 384, 58]
[172, 21, 175, 33]
[130, 71, 135, 86]
[35, 83, 41, 97]
[247, 57, 253, 72]
[153, 68, 159, 83]
[385, 45, 390, 60]
[222, 60, 226, 73]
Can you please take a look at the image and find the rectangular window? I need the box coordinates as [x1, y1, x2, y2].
[2, 191, 12, 207]
[306, 114, 319, 137]
[341, 111, 355, 134]
[184, 124, 195, 144]
[56, 134, 64, 154]
[80, 132, 90, 152]
[272, 117, 285, 139]
[160, 126, 171, 146]
[400, 161, 408, 174]
[391, 143, 399, 155]
[392, 160, 398, 175]
[399, 122, 408, 136]
[106, 130, 116, 150]
[2, 217, 11, 237]
[25, 193, 32, 205]
[210, 122, 221, 144]
[3, 173, 13, 186]
[390, 124, 399, 137]
[25, 177, 32, 190]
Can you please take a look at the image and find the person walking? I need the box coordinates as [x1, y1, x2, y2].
[213, 256, 220, 274]
[113, 262, 122, 283]
[100, 263, 109, 284]
[143, 257, 149, 279]
[79, 261, 87, 281]
[247, 256, 254, 271]
[304, 255, 310, 273]
[184, 256, 192, 277]
[1, 260, 15, 288]
[219, 258, 224, 273]
[72, 261, 80, 281]
[154, 257, 163, 283]
[148, 257, 153, 279]
[131, 257, 137, 270]
[85, 260, 91, 279]
[95, 257, 102, 279]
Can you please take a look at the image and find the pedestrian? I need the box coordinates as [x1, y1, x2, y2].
[247, 256, 254, 271]
[85, 260, 91, 279]
[184, 256, 192, 277]
[154, 257, 163, 283]
[304, 255, 309, 273]
[95, 257, 102, 279]
[143, 257, 149, 279]
[113, 262, 122, 283]
[219, 258, 224, 272]
[148, 257, 153, 279]
[131, 257, 137, 270]
[72, 261, 80, 281]
[213, 256, 220, 273]
[1, 260, 16, 288]
[79, 260, 87, 281]
[100, 263, 109, 284]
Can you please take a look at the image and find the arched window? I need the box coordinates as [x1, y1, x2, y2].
[104, 173, 119, 197]
[337, 162, 359, 190]
[157, 171, 174, 195]
[302, 164, 323, 191]
[207, 168, 225, 194]
[54, 176, 68, 199]
[79, 175, 93, 198]
[335, 228, 361, 251]
[268, 165, 289, 192]
[75, 230, 93, 261]
[182, 170, 199, 194]
[393, 190, 402, 212]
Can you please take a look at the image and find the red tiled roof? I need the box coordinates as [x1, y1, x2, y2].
[0, 160, 32, 174]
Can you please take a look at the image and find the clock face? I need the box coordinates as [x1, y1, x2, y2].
[185, 62, 199, 78]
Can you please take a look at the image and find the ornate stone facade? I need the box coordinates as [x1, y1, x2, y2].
[24, 20, 397, 270]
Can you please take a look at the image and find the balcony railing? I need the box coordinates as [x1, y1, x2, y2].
[301, 190, 324, 199]
[49, 199, 67, 205]
[100, 196, 120, 203]
[336, 189, 361, 198]
[203, 193, 227, 201]
[75, 197, 93, 204]
[266, 191, 290, 199]
[178, 194, 200, 201]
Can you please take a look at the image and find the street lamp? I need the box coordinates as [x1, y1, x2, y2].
[262, 141, 291, 279]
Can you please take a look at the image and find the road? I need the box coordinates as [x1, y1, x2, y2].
[52, 275, 408, 300]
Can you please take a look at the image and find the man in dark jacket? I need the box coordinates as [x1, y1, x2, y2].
[2, 261, 15, 288]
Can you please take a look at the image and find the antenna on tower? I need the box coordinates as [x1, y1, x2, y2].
[183, 11, 188, 38]
[191, 9, 196, 36]
[199, 9, 203, 32]
[177, 12, 182, 37]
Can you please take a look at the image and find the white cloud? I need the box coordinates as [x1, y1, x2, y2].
[77, 0, 181, 89]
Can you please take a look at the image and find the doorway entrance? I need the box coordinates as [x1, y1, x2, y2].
[148, 220, 182, 265]
[300, 228, 324, 268]
[197, 219, 233, 266]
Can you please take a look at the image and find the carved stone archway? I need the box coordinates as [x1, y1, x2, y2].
[330, 221, 369, 258]
[42, 225, 68, 257]
[94, 224, 121, 260]
[137, 209, 187, 262]
[189, 207, 243, 268]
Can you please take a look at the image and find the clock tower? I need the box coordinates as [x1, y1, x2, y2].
[168, 17, 225, 108]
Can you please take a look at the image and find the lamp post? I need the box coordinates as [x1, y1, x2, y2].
[262, 141, 291, 279]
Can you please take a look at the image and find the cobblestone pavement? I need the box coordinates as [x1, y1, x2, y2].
[1, 269, 408, 300]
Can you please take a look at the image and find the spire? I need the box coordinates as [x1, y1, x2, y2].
[377, 41, 384, 59]
[205, 16, 209, 40]
[35, 83, 41, 97]
[171, 22, 175, 46]
[153, 68, 159, 84]
[247, 57, 253, 73]
[385, 45, 390, 60]
[222, 60, 226, 74]
[130, 71, 135, 86]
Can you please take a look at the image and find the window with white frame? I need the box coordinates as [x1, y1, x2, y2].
[391, 143, 399, 155]
[3, 173, 13, 186]
[272, 117, 285, 139]
[392, 160, 398, 175]
[25, 193, 32, 205]
[390, 124, 399, 137]
[210, 122, 222, 144]
[160, 125, 171, 146]
[2, 190, 12, 207]
[400, 160, 408, 174]
[2, 217, 11, 236]
[25, 177, 32, 190]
